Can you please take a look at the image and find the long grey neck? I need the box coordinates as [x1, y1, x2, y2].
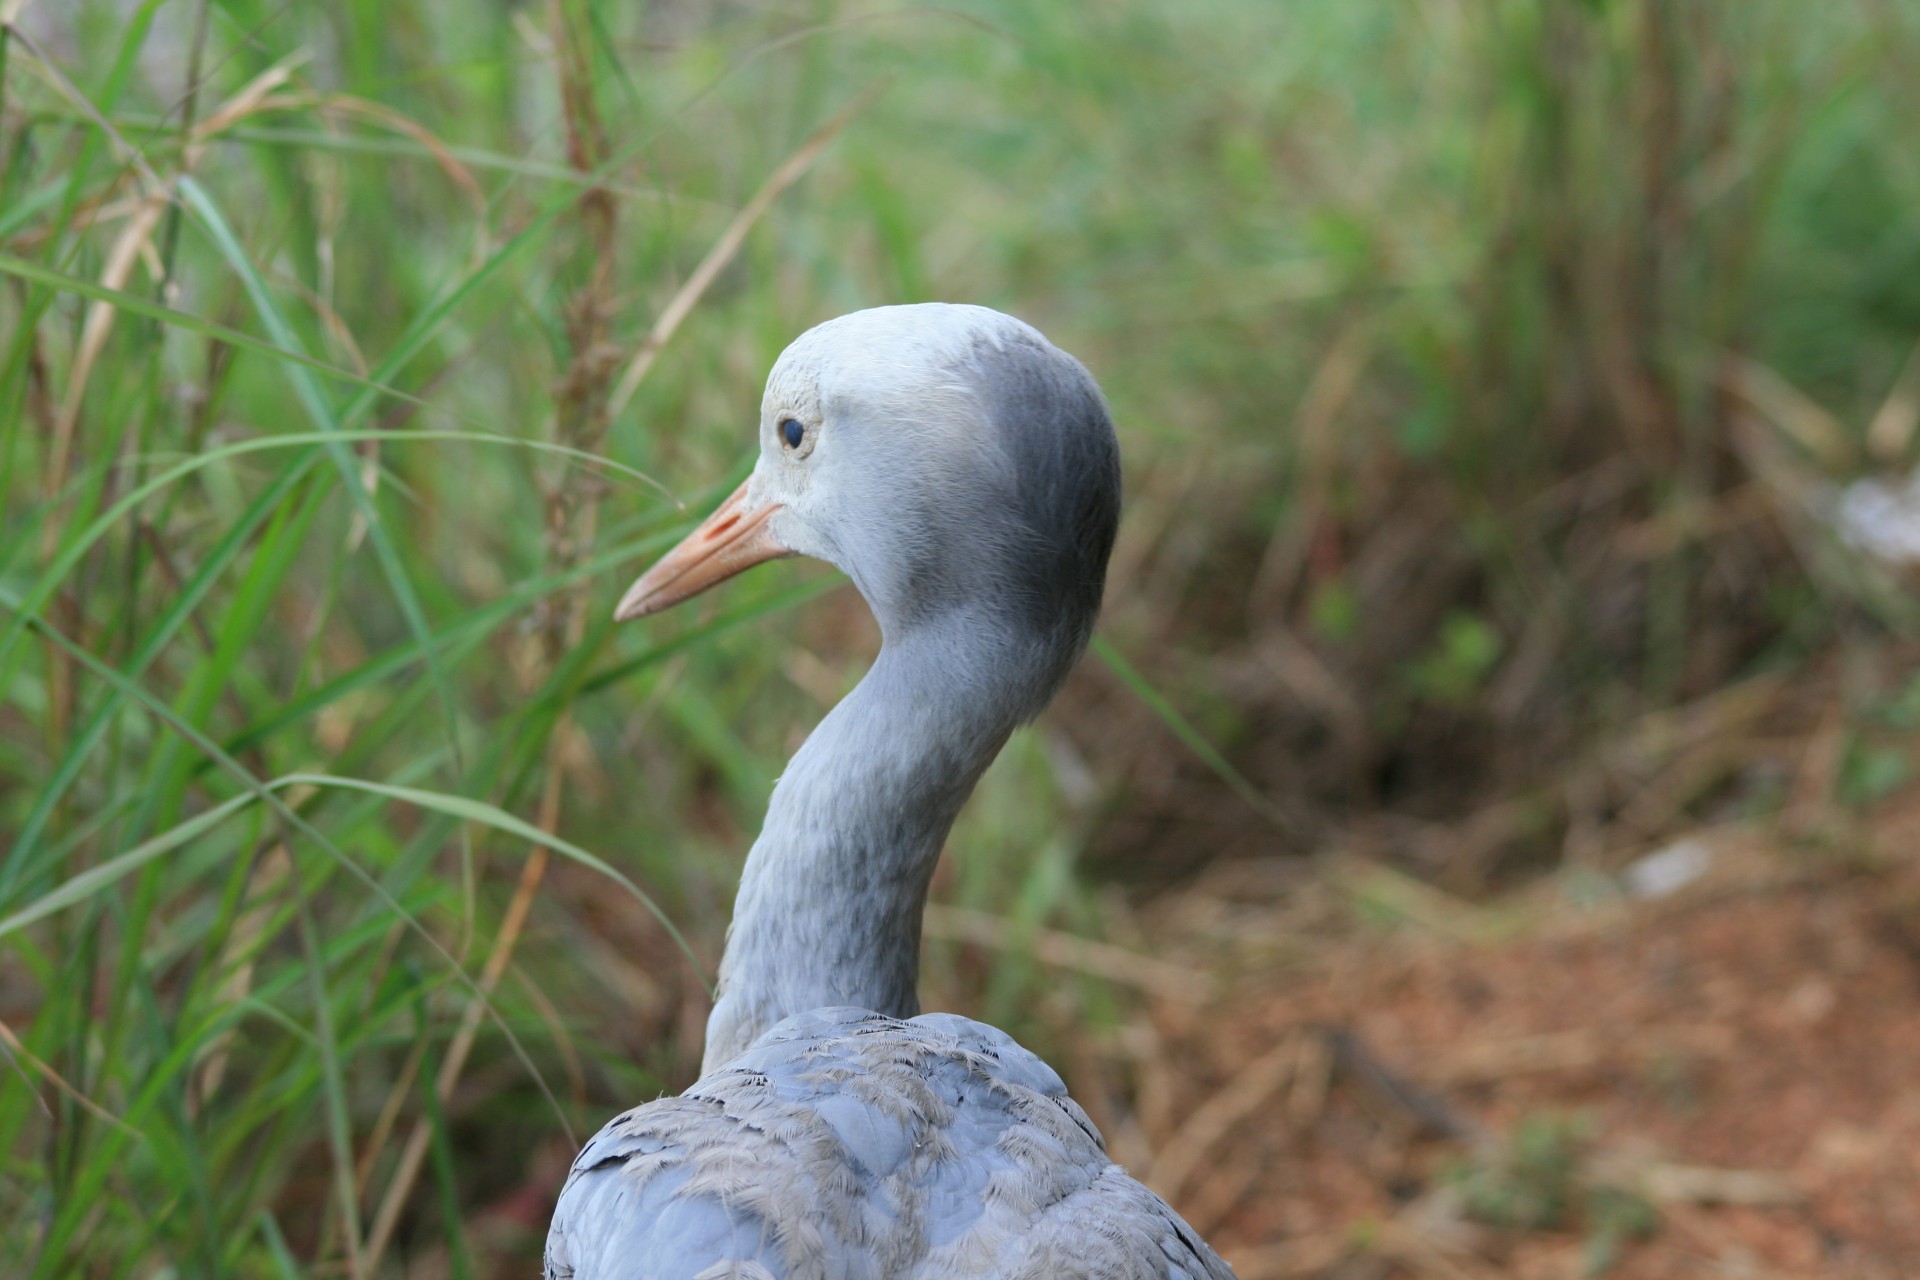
[700, 610, 1059, 1073]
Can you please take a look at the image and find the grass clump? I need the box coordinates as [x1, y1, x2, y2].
[1445, 1113, 1660, 1277]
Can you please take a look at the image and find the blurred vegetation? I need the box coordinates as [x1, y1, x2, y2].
[1, 0, 1916, 1275]
[1444, 1113, 1658, 1277]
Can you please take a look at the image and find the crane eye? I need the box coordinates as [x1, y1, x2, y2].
[780, 418, 806, 450]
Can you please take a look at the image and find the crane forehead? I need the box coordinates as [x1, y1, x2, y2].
[768, 341, 975, 415]
[763, 305, 1041, 425]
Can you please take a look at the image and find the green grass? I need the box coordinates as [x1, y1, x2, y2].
[2, 0, 1916, 1275]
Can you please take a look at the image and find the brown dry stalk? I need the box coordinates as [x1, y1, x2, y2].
[0, 1016, 142, 1137]
[361, 780, 565, 1269]
[1631, 1162, 1801, 1208]
[363, 4, 619, 1267]
[35, 52, 439, 511]
[1147, 1032, 1306, 1206]
[45, 195, 167, 504]
[353, 1026, 434, 1195]
[1375, 1221, 1501, 1280]
[921, 903, 1211, 1002]
[1866, 336, 1920, 465]
[313, 94, 490, 265]
[190, 845, 293, 1109]
[358, 42, 880, 1273]
[1250, 317, 1373, 610]
[183, 60, 299, 163]
[1721, 354, 1853, 469]
[604, 82, 888, 424]
[1218, 1231, 1354, 1280]
[29, 49, 319, 746]
[4, 22, 167, 193]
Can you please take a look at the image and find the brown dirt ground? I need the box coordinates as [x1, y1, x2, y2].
[1126, 806, 1920, 1280]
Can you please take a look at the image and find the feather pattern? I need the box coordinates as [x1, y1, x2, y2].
[546, 1009, 1233, 1280]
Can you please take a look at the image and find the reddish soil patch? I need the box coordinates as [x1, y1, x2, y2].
[1136, 834, 1920, 1279]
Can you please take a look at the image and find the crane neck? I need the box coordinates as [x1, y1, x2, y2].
[700, 606, 1065, 1074]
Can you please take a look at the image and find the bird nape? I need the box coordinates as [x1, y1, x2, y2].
[545, 304, 1234, 1280]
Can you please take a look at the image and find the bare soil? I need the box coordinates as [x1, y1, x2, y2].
[1137, 809, 1920, 1279]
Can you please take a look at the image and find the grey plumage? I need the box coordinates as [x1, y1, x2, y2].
[547, 1010, 1228, 1280]
[549, 305, 1233, 1279]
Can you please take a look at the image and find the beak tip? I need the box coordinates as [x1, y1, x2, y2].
[613, 482, 788, 625]
[613, 576, 656, 621]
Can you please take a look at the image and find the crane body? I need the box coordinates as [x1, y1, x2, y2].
[546, 305, 1234, 1280]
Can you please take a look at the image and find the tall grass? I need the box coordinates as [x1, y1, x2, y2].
[1, 1, 1914, 1275]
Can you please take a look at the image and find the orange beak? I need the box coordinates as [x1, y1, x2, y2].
[615, 479, 795, 621]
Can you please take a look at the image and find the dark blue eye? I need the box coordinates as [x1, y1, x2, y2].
[781, 418, 806, 450]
